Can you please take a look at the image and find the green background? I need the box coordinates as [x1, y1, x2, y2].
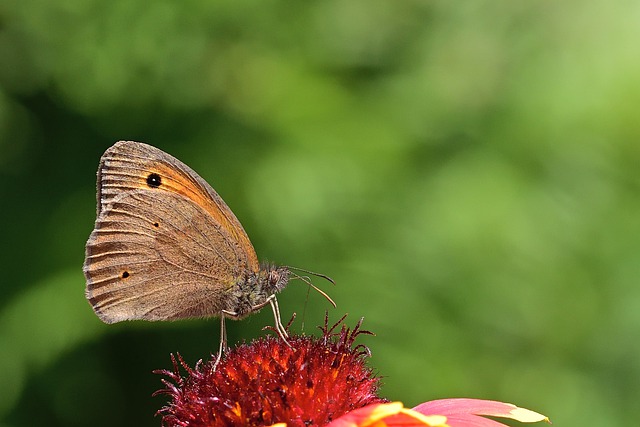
[1, 1, 639, 426]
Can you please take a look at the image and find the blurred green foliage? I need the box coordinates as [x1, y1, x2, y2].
[1, 0, 639, 426]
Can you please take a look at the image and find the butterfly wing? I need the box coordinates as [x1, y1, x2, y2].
[95, 141, 259, 271]
[84, 189, 248, 322]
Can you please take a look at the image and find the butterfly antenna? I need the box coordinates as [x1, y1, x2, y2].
[288, 269, 337, 308]
[287, 266, 336, 285]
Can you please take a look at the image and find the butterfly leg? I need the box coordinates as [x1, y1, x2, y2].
[212, 313, 228, 371]
[265, 295, 292, 348]
[220, 297, 292, 350]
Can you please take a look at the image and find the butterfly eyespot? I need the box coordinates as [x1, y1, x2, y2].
[146, 173, 162, 188]
[121, 271, 130, 279]
[153, 222, 159, 228]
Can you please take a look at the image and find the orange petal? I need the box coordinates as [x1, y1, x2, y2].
[328, 402, 449, 427]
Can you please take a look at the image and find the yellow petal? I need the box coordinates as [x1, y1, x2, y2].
[509, 406, 550, 424]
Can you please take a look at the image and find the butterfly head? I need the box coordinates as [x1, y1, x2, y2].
[267, 265, 291, 293]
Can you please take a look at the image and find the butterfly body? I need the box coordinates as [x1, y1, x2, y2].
[229, 265, 290, 318]
[83, 141, 290, 324]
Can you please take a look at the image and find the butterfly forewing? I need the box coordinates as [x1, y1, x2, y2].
[96, 141, 259, 271]
[84, 189, 250, 322]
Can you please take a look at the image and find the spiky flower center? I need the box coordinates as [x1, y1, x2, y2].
[155, 315, 386, 427]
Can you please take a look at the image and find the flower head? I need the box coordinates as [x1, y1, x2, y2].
[155, 314, 550, 427]
[155, 314, 386, 426]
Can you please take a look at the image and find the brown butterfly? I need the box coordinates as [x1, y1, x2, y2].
[83, 141, 333, 364]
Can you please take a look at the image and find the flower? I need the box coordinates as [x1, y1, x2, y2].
[155, 314, 387, 426]
[155, 315, 549, 427]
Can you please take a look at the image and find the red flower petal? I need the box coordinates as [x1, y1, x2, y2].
[413, 399, 549, 427]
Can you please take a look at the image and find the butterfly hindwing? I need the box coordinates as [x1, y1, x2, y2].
[84, 189, 248, 322]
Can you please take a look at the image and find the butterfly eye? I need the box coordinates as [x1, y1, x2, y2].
[268, 270, 279, 284]
[146, 173, 162, 188]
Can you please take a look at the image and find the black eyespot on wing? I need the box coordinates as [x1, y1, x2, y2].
[146, 173, 162, 188]
[121, 271, 130, 279]
[153, 222, 159, 228]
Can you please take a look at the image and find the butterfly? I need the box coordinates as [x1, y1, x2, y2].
[83, 141, 334, 365]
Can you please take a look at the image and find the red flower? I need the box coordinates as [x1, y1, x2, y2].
[155, 315, 549, 427]
[155, 315, 386, 426]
